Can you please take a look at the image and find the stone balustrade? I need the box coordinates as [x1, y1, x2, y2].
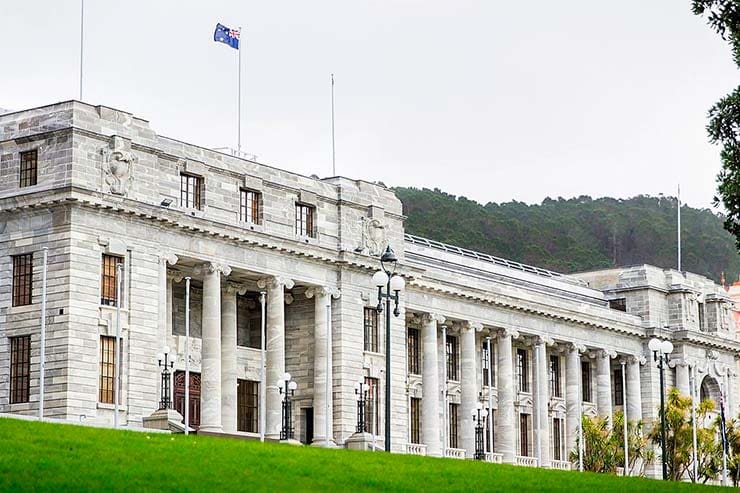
[444, 448, 466, 459]
[551, 460, 571, 471]
[515, 456, 539, 467]
[405, 443, 427, 456]
[485, 452, 504, 463]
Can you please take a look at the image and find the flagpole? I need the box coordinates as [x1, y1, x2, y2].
[331, 74, 336, 176]
[184, 276, 191, 436]
[237, 26, 242, 156]
[677, 184, 681, 271]
[39, 247, 48, 421]
[79, 0, 85, 100]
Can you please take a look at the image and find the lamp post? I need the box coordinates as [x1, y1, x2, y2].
[156, 346, 175, 410]
[373, 245, 405, 453]
[471, 402, 488, 461]
[278, 372, 297, 441]
[648, 337, 673, 481]
[355, 380, 368, 433]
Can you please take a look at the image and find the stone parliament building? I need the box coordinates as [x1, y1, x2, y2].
[1, 101, 739, 476]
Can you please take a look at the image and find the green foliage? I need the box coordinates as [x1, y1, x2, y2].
[692, 1, 740, 250]
[570, 412, 652, 476]
[396, 187, 740, 282]
[0, 418, 725, 492]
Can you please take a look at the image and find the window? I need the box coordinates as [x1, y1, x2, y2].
[239, 189, 261, 224]
[19, 149, 38, 187]
[12, 253, 33, 307]
[550, 355, 561, 398]
[180, 173, 203, 209]
[581, 361, 592, 402]
[407, 328, 420, 375]
[482, 341, 493, 387]
[698, 302, 705, 330]
[9, 335, 31, 404]
[100, 255, 123, 306]
[449, 403, 459, 449]
[99, 336, 117, 404]
[410, 397, 421, 444]
[614, 368, 624, 406]
[446, 335, 459, 381]
[364, 377, 379, 435]
[553, 418, 563, 461]
[609, 298, 627, 312]
[295, 203, 316, 238]
[519, 413, 531, 456]
[237, 379, 259, 433]
[517, 348, 529, 392]
[363, 308, 378, 353]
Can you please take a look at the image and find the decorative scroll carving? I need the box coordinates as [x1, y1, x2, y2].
[223, 282, 248, 296]
[305, 286, 341, 300]
[193, 262, 232, 277]
[101, 135, 135, 196]
[158, 252, 178, 266]
[421, 313, 446, 326]
[257, 276, 295, 290]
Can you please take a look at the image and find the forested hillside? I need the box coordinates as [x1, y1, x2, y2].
[395, 187, 740, 283]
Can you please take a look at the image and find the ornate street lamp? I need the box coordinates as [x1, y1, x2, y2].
[278, 372, 298, 441]
[648, 337, 674, 481]
[355, 380, 368, 433]
[471, 402, 488, 461]
[156, 346, 174, 410]
[373, 245, 405, 452]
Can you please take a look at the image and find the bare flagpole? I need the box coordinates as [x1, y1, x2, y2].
[114, 262, 123, 429]
[331, 74, 336, 176]
[184, 277, 191, 435]
[260, 291, 267, 442]
[237, 26, 243, 156]
[79, 0, 84, 100]
[677, 184, 681, 271]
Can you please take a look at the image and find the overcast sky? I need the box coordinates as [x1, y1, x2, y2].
[1, 1, 737, 209]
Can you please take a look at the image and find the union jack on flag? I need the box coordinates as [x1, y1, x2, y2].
[214, 23, 240, 50]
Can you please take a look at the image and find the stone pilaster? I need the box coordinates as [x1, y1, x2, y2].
[197, 261, 231, 433]
[596, 349, 615, 422]
[460, 321, 481, 458]
[626, 355, 643, 423]
[221, 282, 245, 433]
[496, 328, 518, 464]
[257, 275, 294, 439]
[422, 313, 444, 457]
[158, 254, 178, 348]
[675, 360, 690, 397]
[535, 336, 552, 468]
[565, 343, 585, 458]
[306, 286, 341, 446]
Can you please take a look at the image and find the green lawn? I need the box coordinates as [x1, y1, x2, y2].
[0, 418, 723, 492]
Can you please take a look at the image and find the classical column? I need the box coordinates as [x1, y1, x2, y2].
[158, 254, 178, 341]
[596, 350, 614, 422]
[422, 313, 444, 457]
[675, 361, 690, 397]
[221, 282, 244, 433]
[565, 343, 584, 459]
[535, 336, 552, 467]
[460, 321, 481, 458]
[306, 286, 340, 447]
[496, 328, 518, 464]
[257, 275, 294, 440]
[625, 355, 643, 423]
[198, 261, 231, 433]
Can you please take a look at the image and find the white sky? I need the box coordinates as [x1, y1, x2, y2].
[1, 1, 737, 209]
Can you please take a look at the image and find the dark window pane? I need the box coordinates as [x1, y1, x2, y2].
[363, 308, 378, 352]
[10, 335, 31, 404]
[12, 253, 33, 307]
[19, 150, 38, 187]
[407, 328, 420, 374]
[237, 379, 259, 432]
[446, 335, 459, 381]
[99, 336, 117, 404]
[410, 397, 421, 444]
[101, 255, 123, 306]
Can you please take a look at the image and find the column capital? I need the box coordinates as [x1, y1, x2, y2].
[194, 261, 232, 277]
[497, 327, 519, 339]
[421, 313, 446, 326]
[460, 321, 483, 333]
[591, 349, 616, 360]
[167, 271, 184, 283]
[567, 342, 587, 354]
[257, 275, 294, 290]
[223, 282, 248, 296]
[305, 286, 341, 300]
[158, 252, 178, 266]
[535, 335, 554, 347]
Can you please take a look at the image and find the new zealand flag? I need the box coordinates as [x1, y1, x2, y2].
[214, 23, 240, 50]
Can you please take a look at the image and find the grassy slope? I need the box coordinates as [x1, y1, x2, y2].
[0, 419, 722, 492]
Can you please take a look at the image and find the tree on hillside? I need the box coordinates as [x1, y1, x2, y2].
[692, 0, 740, 249]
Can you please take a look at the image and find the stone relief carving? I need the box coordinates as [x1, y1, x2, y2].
[354, 217, 388, 256]
[720, 303, 730, 331]
[101, 136, 135, 196]
[687, 293, 698, 324]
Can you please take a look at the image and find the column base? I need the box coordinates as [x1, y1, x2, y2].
[198, 425, 224, 434]
[142, 408, 183, 432]
[310, 438, 337, 448]
[345, 432, 382, 451]
[280, 438, 303, 446]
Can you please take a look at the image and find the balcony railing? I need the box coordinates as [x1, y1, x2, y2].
[515, 456, 539, 467]
[444, 448, 466, 459]
[405, 443, 427, 456]
[551, 460, 571, 471]
[484, 452, 504, 463]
